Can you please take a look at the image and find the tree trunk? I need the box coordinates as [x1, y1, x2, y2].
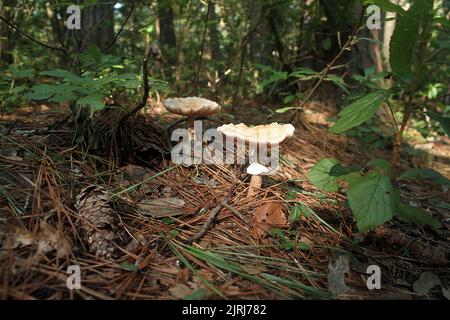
[158, 0, 177, 65]
[266, 3, 291, 73]
[79, 1, 114, 52]
[248, 0, 266, 65]
[0, 2, 14, 67]
[208, 1, 222, 71]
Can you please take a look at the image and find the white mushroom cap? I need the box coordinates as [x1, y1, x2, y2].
[247, 163, 270, 175]
[217, 122, 295, 145]
[163, 97, 221, 117]
[247, 163, 280, 176]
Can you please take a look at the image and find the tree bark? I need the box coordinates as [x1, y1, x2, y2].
[79, 1, 115, 52]
[208, 1, 222, 71]
[158, 0, 177, 65]
[0, 2, 14, 66]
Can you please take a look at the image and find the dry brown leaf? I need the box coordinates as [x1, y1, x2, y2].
[241, 264, 268, 275]
[11, 220, 71, 258]
[169, 283, 193, 299]
[137, 197, 186, 217]
[252, 202, 288, 240]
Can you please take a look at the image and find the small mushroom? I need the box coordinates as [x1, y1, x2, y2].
[247, 163, 270, 196]
[163, 97, 221, 140]
[217, 122, 295, 197]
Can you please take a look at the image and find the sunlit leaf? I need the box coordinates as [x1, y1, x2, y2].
[330, 90, 388, 134]
[347, 172, 395, 231]
[308, 158, 340, 192]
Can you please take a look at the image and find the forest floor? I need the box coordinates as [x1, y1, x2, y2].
[0, 98, 449, 300]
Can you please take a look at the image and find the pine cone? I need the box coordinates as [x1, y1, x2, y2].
[75, 185, 119, 259]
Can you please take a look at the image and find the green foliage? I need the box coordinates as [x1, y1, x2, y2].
[427, 111, 450, 137]
[330, 90, 388, 133]
[26, 47, 167, 115]
[347, 171, 395, 231]
[362, 0, 406, 15]
[0, 65, 35, 111]
[289, 202, 310, 223]
[389, 0, 431, 85]
[255, 64, 348, 113]
[308, 159, 443, 231]
[395, 202, 442, 229]
[268, 229, 311, 251]
[307, 158, 340, 192]
[399, 168, 450, 186]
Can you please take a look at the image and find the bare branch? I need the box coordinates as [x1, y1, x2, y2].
[0, 15, 68, 55]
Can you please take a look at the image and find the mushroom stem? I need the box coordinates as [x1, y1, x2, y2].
[248, 175, 262, 197]
[187, 116, 195, 141]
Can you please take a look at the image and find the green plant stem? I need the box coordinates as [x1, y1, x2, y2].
[390, 94, 414, 165]
[390, 5, 432, 167]
[290, 10, 366, 123]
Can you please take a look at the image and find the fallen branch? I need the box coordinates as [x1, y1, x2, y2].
[185, 166, 245, 244]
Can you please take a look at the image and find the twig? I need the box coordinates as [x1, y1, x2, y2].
[118, 59, 149, 126]
[102, 1, 135, 52]
[223, 201, 246, 221]
[0, 15, 67, 55]
[385, 100, 398, 131]
[185, 166, 244, 244]
[289, 9, 366, 123]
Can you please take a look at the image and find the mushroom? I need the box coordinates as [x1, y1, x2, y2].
[163, 97, 221, 140]
[217, 122, 295, 197]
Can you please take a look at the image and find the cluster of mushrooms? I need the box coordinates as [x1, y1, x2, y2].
[163, 97, 295, 197]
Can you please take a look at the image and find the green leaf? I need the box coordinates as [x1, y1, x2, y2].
[433, 17, 450, 28]
[363, 0, 406, 15]
[396, 202, 442, 229]
[77, 93, 105, 114]
[368, 159, 392, 175]
[330, 90, 388, 134]
[307, 158, 340, 192]
[119, 262, 138, 272]
[389, 0, 430, 84]
[290, 68, 320, 77]
[9, 66, 33, 79]
[41, 69, 84, 84]
[399, 168, 450, 187]
[329, 163, 361, 177]
[275, 106, 297, 113]
[49, 90, 77, 103]
[427, 111, 450, 138]
[347, 172, 395, 231]
[289, 203, 310, 223]
[26, 84, 61, 100]
[326, 74, 349, 94]
[322, 37, 332, 51]
[261, 71, 288, 87]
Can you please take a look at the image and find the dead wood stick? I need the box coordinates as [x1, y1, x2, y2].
[185, 166, 244, 244]
[223, 201, 245, 221]
[118, 59, 149, 127]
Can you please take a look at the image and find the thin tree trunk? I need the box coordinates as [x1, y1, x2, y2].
[208, 1, 222, 73]
[79, 1, 114, 52]
[0, 2, 14, 66]
[158, 0, 177, 65]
